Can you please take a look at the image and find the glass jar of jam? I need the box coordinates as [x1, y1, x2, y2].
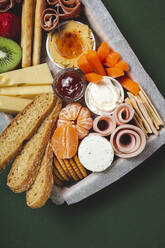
[53, 68, 87, 102]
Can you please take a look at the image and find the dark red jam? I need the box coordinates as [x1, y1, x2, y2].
[56, 71, 84, 99]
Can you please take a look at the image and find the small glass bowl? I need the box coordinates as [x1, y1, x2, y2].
[46, 21, 96, 69]
[53, 68, 87, 103]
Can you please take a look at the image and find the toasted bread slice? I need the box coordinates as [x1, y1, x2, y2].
[7, 98, 62, 193]
[26, 143, 54, 209]
[0, 93, 56, 171]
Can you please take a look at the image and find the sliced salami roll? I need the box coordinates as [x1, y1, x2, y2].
[113, 103, 134, 125]
[93, 115, 116, 136]
[0, 0, 20, 13]
[110, 124, 146, 158]
[41, 8, 59, 31]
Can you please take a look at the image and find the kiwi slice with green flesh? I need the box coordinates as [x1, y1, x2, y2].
[0, 37, 22, 73]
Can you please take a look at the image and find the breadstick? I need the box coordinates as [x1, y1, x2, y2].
[139, 86, 164, 126]
[139, 90, 162, 127]
[135, 96, 159, 136]
[125, 97, 148, 136]
[21, 0, 35, 68]
[138, 93, 160, 129]
[32, 0, 46, 65]
[127, 92, 152, 133]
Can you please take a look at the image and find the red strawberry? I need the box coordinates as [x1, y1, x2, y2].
[0, 13, 20, 39]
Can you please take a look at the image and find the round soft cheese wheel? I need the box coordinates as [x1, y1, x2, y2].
[78, 133, 114, 172]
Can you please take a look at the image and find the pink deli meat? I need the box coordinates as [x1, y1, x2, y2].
[110, 124, 146, 158]
[113, 103, 134, 125]
[93, 115, 116, 136]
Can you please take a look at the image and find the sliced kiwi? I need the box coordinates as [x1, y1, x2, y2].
[0, 37, 22, 73]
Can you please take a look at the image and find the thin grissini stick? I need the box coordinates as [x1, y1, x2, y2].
[21, 0, 35, 68]
[21, 0, 25, 48]
[139, 90, 162, 128]
[125, 98, 148, 136]
[134, 113, 148, 137]
[126, 94, 151, 134]
[138, 93, 159, 130]
[139, 86, 164, 126]
[127, 92, 152, 134]
[135, 96, 159, 136]
[32, 0, 46, 65]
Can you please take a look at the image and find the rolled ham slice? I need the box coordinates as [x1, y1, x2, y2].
[93, 115, 116, 136]
[113, 103, 134, 125]
[41, 8, 59, 31]
[110, 124, 146, 158]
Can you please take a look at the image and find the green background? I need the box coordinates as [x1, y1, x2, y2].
[1, 0, 165, 247]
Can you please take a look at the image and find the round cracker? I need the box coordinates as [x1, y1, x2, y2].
[54, 158, 70, 181]
[64, 159, 79, 181]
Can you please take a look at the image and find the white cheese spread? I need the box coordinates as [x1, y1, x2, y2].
[85, 76, 124, 115]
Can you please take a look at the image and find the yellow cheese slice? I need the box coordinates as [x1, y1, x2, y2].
[0, 96, 32, 114]
[0, 63, 53, 87]
[0, 85, 53, 97]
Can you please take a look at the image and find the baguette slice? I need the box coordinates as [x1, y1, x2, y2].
[26, 143, 54, 209]
[7, 97, 62, 193]
[0, 93, 56, 171]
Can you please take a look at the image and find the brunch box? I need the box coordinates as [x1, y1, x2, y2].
[0, 0, 165, 207]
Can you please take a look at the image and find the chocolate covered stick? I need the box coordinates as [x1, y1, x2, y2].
[32, 0, 46, 66]
[21, 0, 35, 68]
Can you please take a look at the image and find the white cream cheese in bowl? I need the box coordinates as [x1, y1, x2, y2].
[85, 76, 124, 116]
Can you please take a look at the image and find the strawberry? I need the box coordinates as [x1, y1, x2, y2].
[0, 13, 20, 39]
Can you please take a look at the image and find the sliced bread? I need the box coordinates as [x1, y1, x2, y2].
[7, 97, 62, 193]
[26, 143, 54, 209]
[0, 93, 56, 171]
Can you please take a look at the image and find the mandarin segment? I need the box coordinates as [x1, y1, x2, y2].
[77, 107, 93, 130]
[57, 119, 73, 127]
[51, 125, 78, 159]
[59, 103, 81, 121]
[76, 125, 89, 139]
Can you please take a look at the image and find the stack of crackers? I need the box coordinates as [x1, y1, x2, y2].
[53, 154, 88, 186]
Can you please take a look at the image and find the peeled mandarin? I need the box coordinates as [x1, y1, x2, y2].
[51, 125, 78, 159]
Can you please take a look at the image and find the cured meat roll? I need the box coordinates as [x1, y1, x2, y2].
[0, 0, 22, 13]
[110, 124, 146, 158]
[41, 0, 81, 31]
[113, 103, 134, 125]
[93, 115, 116, 136]
[41, 8, 59, 31]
